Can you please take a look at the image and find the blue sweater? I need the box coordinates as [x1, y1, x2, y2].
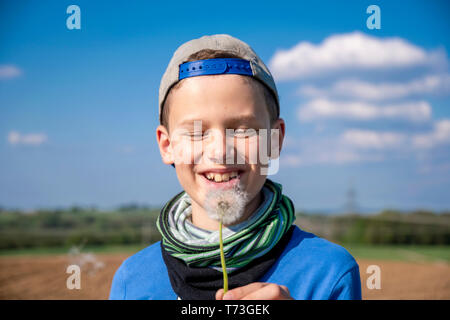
[109, 225, 362, 300]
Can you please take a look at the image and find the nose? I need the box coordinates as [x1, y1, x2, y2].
[203, 129, 234, 165]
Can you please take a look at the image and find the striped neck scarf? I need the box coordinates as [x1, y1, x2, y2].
[157, 178, 296, 272]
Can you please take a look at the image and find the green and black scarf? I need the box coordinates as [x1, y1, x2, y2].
[157, 178, 296, 300]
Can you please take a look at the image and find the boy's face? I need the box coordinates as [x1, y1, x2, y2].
[156, 74, 284, 216]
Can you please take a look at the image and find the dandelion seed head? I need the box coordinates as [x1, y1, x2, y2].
[203, 183, 249, 225]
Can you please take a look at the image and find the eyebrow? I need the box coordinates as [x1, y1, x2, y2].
[178, 115, 263, 127]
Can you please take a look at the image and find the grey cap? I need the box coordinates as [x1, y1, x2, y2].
[158, 34, 279, 124]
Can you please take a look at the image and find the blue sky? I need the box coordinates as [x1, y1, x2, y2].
[1, 0, 449, 212]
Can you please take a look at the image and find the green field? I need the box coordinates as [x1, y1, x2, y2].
[344, 244, 450, 262]
[0, 244, 147, 257]
[1, 244, 449, 263]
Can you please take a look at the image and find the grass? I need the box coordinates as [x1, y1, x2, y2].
[0, 244, 147, 257]
[1, 243, 449, 263]
[343, 244, 450, 263]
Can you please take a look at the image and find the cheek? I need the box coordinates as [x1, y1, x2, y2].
[175, 164, 198, 199]
[234, 136, 260, 166]
[171, 137, 203, 165]
[248, 136, 260, 165]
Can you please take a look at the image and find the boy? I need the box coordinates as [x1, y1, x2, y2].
[109, 34, 362, 300]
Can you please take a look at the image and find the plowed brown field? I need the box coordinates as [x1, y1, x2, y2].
[1, 254, 449, 299]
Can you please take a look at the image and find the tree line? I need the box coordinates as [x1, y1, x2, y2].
[0, 206, 449, 251]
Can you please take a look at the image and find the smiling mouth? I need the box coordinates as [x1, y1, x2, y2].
[201, 170, 243, 183]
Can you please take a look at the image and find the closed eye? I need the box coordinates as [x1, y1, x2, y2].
[229, 128, 259, 138]
[184, 131, 207, 141]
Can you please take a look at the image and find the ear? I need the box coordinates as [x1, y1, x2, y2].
[270, 118, 285, 159]
[156, 125, 174, 165]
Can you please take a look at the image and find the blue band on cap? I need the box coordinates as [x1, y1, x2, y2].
[179, 58, 253, 80]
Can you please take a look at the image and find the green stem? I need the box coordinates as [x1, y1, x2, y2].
[219, 220, 228, 294]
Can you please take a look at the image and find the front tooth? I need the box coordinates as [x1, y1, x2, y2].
[205, 172, 237, 182]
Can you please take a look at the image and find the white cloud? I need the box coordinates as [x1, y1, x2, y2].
[298, 98, 431, 122]
[280, 119, 450, 167]
[282, 154, 304, 167]
[282, 148, 383, 167]
[413, 119, 450, 148]
[0, 65, 22, 80]
[7, 131, 48, 146]
[269, 31, 446, 81]
[274, 32, 449, 169]
[298, 74, 450, 101]
[339, 120, 450, 151]
[309, 150, 372, 165]
[340, 129, 407, 149]
[280, 136, 384, 167]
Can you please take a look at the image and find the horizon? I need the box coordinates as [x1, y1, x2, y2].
[2, 201, 449, 215]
